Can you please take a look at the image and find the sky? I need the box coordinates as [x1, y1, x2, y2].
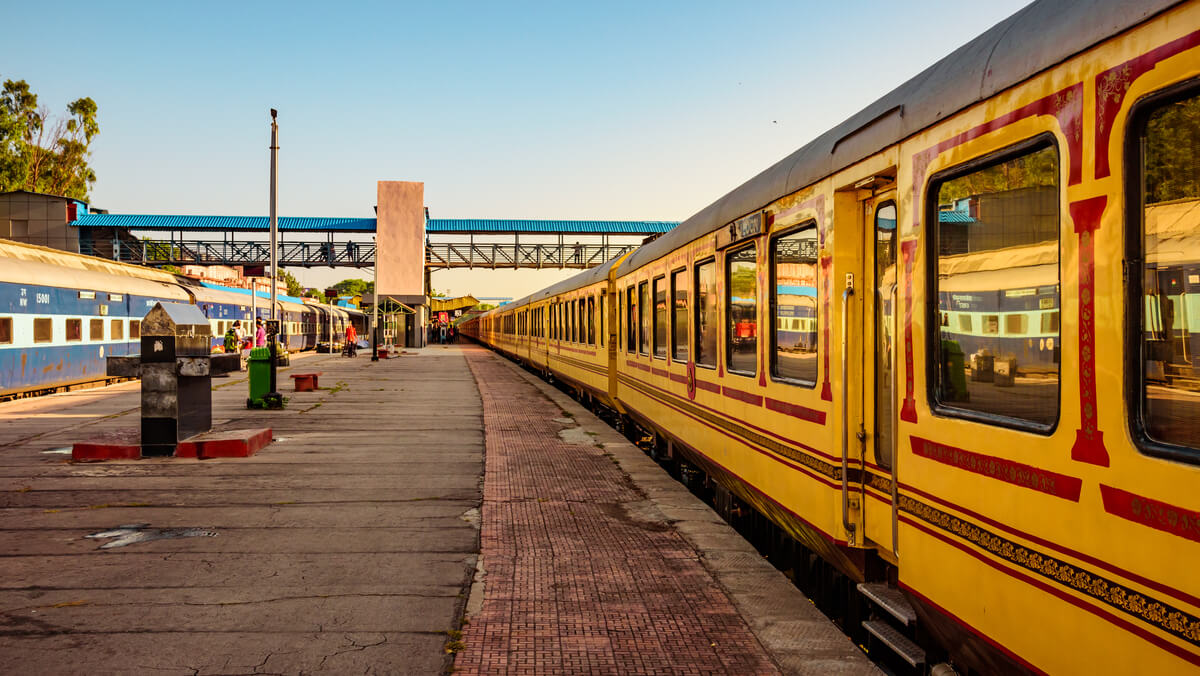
[3, 0, 1031, 299]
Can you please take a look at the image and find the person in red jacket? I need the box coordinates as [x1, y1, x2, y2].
[345, 323, 358, 357]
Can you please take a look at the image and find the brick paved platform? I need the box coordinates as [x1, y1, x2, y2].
[457, 346, 877, 675]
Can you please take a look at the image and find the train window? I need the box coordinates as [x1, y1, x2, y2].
[130, 320, 140, 339]
[958, 314, 973, 332]
[626, 287, 636, 352]
[653, 276, 667, 359]
[639, 281, 650, 355]
[726, 243, 758, 376]
[671, 268, 688, 362]
[578, 299, 586, 344]
[588, 296, 596, 345]
[930, 139, 1060, 430]
[111, 319, 123, 340]
[34, 317, 52, 343]
[66, 318, 83, 342]
[695, 259, 718, 368]
[771, 225, 818, 386]
[0, 317, 11, 344]
[598, 294, 604, 346]
[1131, 83, 1200, 455]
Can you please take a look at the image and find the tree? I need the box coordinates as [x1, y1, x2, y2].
[0, 77, 99, 200]
[277, 270, 303, 297]
[332, 278, 374, 297]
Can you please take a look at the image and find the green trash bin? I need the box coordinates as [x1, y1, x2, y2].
[246, 346, 272, 408]
[941, 339, 970, 402]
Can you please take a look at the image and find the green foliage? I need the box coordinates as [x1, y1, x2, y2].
[0, 77, 99, 200]
[332, 278, 374, 296]
[1145, 93, 1200, 204]
[937, 145, 1058, 207]
[277, 269, 304, 297]
[160, 264, 182, 274]
[476, 303, 497, 311]
[430, 288, 448, 298]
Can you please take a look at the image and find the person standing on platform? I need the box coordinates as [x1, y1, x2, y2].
[255, 318, 267, 347]
[345, 323, 358, 357]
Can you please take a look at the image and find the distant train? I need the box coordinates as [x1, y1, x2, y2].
[0, 239, 367, 398]
[464, 1, 1200, 673]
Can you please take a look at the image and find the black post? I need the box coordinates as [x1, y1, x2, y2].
[371, 323, 380, 361]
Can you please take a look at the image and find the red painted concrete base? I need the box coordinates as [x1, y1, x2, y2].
[176, 428, 273, 458]
[71, 430, 141, 461]
[72, 428, 272, 461]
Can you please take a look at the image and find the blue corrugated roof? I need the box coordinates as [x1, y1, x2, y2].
[428, 219, 677, 234]
[71, 213, 678, 234]
[938, 210, 976, 223]
[72, 214, 376, 232]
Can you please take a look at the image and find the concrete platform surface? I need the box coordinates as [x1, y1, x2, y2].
[0, 345, 876, 675]
[0, 350, 483, 675]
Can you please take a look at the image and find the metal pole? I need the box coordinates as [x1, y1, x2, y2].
[372, 237, 380, 361]
[266, 109, 281, 406]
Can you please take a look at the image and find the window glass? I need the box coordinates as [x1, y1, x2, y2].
[111, 319, 124, 340]
[653, 277, 667, 359]
[578, 299, 585, 344]
[695, 260, 718, 367]
[130, 320, 140, 339]
[0, 317, 11, 344]
[874, 204, 898, 469]
[1138, 88, 1200, 451]
[599, 294, 605, 346]
[933, 142, 1059, 428]
[726, 244, 758, 375]
[772, 227, 818, 385]
[588, 296, 596, 345]
[34, 317, 53, 343]
[66, 318, 82, 342]
[671, 269, 688, 361]
[626, 287, 636, 352]
[639, 282, 650, 355]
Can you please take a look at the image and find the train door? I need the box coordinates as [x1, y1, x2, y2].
[860, 189, 900, 559]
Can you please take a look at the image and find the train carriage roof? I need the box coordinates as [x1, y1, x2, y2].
[622, 0, 1182, 274]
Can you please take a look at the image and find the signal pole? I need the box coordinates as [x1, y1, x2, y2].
[265, 108, 283, 408]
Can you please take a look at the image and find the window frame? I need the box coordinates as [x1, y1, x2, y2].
[925, 132, 1062, 435]
[66, 318, 83, 342]
[34, 317, 53, 343]
[652, 275, 667, 360]
[0, 317, 12, 344]
[694, 258, 718, 370]
[625, 286, 636, 353]
[638, 281, 650, 356]
[769, 222, 819, 388]
[90, 318, 104, 341]
[587, 296, 596, 346]
[670, 267, 688, 363]
[725, 241, 759, 377]
[1124, 77, 1200, 464]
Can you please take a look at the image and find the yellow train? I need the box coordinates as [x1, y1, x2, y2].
[462, 0, 1200, 672]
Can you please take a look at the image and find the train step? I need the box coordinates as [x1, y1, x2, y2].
[857, 582, 916, 625]
[862, 619, 926, 668]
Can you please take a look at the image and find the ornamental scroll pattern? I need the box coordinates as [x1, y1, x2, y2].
[901, 494, 1200, 649]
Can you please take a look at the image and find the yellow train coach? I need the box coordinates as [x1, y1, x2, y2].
[462, 0, 1200, 672]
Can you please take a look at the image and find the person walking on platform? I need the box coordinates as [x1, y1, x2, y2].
[345, 323, 358, 357]
[255, 318, 267, 347]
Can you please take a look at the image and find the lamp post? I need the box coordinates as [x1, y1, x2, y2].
[264, 108, 283, 408]
[372, 236, 380, 361]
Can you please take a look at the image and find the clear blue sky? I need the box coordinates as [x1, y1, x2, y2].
[4, 1, 1030, 296]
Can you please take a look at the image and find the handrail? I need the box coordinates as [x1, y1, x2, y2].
[841, 279, 856, 545]
[890, 284, 900, 557]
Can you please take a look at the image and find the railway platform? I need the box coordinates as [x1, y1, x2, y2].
[0, 345, 875, 675]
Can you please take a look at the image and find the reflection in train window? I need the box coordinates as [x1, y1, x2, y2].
[588, 296, 596, 346]
[639, 281, 650, 355]
[1135, 86, 1200, 453]
[66, 318, 83, 342]
[671, 268, 688, 362]
[0, 317, 11, 344]
[771, 226, 818, 386]
[932, 141, 1060, 429]
[626, 287, 636, 353]
[111, 319, 123, 340]
[653, 276, 667, 359]
[34, 317, 52, 343]
[130, 320, 140, 340]
[695, 259, 718, 368]
[726, 243, 758, 376]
